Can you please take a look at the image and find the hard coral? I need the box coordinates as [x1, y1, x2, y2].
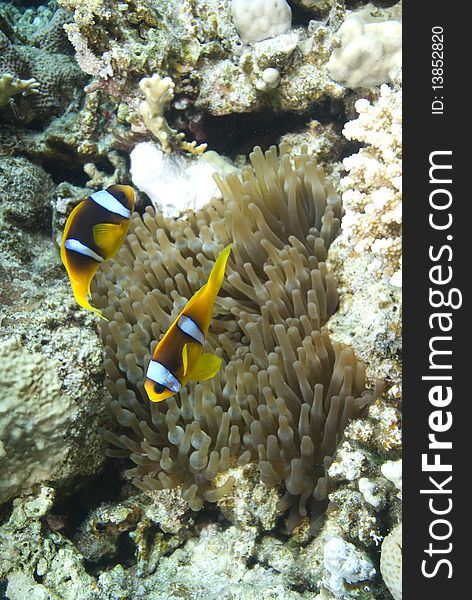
[327, 14, 402, 88]
[0, 29, 85, 125]
[380, 522, 402, 600]
[0, 73, 39, 110]
[231, 0, 292, 43]
[138, 74, 206, 155]
[340, 83, 402, 283]
[95, 145, 381, 531]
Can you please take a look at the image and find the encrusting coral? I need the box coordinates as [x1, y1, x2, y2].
[94, 144, 382, 531]
[0, 26, 85, 125]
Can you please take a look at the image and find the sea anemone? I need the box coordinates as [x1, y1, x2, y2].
[95, 144, 381, 529]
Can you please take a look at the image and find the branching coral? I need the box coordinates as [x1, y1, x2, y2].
[95, 144, 381, 531]
[138, 74, 207, 155]
[340, 83, 402, 283]
[0, 73, 39, 109]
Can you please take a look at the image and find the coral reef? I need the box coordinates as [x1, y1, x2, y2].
[0, 0, 402, 597]
[326, 82, 402, 390]
[0, 487, 98, 600]
[57, 0, 342, 124]
[0, 338, 86, 504]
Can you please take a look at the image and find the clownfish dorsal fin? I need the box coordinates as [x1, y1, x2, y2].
[93, 222, 125, 259]
[182, 343, 222, 382]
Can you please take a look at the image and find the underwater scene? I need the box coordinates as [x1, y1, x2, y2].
[0, 0, 402, 599]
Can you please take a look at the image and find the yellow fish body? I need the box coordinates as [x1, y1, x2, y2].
[60, 184, 135, 320]
[144, 244, 232, 402]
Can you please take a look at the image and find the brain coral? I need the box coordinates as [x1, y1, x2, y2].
[95, 145, 381, 530]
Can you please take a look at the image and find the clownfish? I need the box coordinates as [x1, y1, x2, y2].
[144, 244, 232, 402]
[60, 184, 135, 320]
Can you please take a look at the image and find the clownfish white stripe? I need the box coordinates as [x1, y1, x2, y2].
[64, 238, 104, 263]
[177, 314, 205, 345]
[146, 360, 181, 393]
[90, 189, 131, 219]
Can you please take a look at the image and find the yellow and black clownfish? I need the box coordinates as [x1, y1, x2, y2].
[60, 184, 135, 321]
[144, 244, 232, 402]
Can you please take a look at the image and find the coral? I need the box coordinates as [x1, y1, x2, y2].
[0, 155, 54, 268]
[380, 522, 402, 600]
[0, 339, 71, 504]
[0, 1, 73, 54]
[339, 84, 402, 283]
[130, 141, 224, 218]
[216, 464, 282, 530]
[327, 14, 402, 88]
[327, 246, 402, 383]
[196, 26, 343, 115]
[57, 0, 342, 124]
[321, 388, 402, 552]
[380, 459, 402, 495]
[0, 28, 86, 125]
[255, 67, 281, 92]
[0, 329, 106, 505]
[323, 537, 376, 597]
[0, 486, 97, 599]
[74, 490, 189, 575]
[0, 157, 108, 506]
[0, 73, 39, 109]
[291, 0, 334, 12]
[95, 144, 381, 532]
[138, 74, 206, 155]
[326, 83, 402, 388]
[231, 0, 292, 43]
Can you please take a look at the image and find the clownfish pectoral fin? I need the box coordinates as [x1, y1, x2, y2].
[92, 222, 125, 259]
[187, 350, 222, 382]
[182, 343, 201, 377]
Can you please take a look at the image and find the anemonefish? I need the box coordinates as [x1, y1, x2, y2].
[60, 184, 135, 320]
[144, 244, 232, 402]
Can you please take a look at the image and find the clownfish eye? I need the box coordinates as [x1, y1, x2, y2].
[154, 383, 167, 394]
[114, 191, 126, 202]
